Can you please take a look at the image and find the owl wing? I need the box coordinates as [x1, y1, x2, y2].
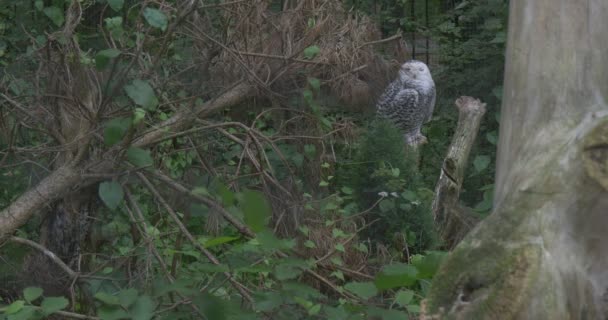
[380, 88, 420, 131]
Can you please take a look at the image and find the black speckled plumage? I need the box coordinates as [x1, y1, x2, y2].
[376, 60, 436, 145]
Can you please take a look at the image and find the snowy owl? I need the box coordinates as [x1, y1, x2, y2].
[376, 60, 436, 146]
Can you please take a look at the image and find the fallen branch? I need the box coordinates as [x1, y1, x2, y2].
[431, 96, 486, 248]
[9, 236, 78, 279]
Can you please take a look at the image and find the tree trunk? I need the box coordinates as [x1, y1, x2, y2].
[422, 1, 608, 319]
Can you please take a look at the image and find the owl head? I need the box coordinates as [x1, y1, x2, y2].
[398, 60, 433, 82]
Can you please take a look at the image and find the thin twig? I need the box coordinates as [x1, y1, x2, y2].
[136, 172, 254, 304]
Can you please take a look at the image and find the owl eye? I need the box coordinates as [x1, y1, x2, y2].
[419, 68, 424, 71]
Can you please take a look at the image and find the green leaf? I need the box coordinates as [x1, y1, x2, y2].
[411, 251, 447, 279]
[104, 117, 131, 146]
[4, 300, 25, 314]
[307, 77, 321, 91]
[98, 306, 129, 320]
[335, 243, 345, 252]
[23, 287, 43, 303]
[340, 186, 353, 195]
[95, 49, 121, 70]
[367, 307, 409, 320]
[473, 155, 491, 173]
[324, 306, 349, 320]
[99, 181, 124, 210]
[344, 282, 377, 300]
[6, 306, 39, 320]
[304, 240, 316, 248]
[379, 199, 395, 212]
[374, 263, 418, 290]
[143, 8, 168, 31]
[241, 189, 270, 232]
[35, 0, 43, 11]
[129, 295, 154, 320]
[303, 45, 320, 59]
[203, 236, 240, 248]
[95, 292, 121, 306]
[133, 108, 146, 124]
[43, 6, 64, 27]
[254, 291, 283, 312]
[107, 0, 124, 11]
[407, 304, 421, 313]
[126, 147, 153, 167]
[486, 131, 498, 145]
[394, 289, 414, 307]
[275, 259, 306, 280]
[118, 288, 138, 308]
[124, 80, 158, 111]
[40, 297, 68, 316]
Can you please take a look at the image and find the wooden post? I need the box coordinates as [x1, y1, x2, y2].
[431, 96, 486, 248]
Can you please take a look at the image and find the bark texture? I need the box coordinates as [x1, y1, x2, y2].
[423, 1, 608, 319]
[431, 96, 485, 248]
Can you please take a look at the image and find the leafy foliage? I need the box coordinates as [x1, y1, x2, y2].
[0, 0, 505, 319]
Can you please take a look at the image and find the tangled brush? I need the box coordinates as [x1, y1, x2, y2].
[188, 0, 409, 111]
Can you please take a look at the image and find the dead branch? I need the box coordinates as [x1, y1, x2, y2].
[431, 96, 486, 249]
[9, 236, 78, 279]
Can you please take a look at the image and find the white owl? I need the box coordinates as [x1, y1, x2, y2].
[376, 60, 436, 146]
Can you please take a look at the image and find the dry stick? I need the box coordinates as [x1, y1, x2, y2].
[124, 189, 173, 280]
[358, 34, 403, 48]
[148, 170, 256, 238]
[9, 236, 78, 279]
[136, 172, 254, 304]
[41, 309, 99, 320]
[314, 219, 380, 265]
[235, 51, 330, 65]
[124, 190, 206, 317]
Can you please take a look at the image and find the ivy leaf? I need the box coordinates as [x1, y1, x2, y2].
[23, 287, 43, 303]
[126, 147, 153, 167]
[104, 117, 131, 146]
[374, 263, 418, 290]
[124, 80, 158, 111]
[303, 45, 320, 59]
[143, 8, 168, 31]
[473, 155, 491, 173]
[95, 49, 121, 70]
[241, 189, 270, 232]
[99, 181, 124, 210]
[107, 0, 124, 11]
[344, 282, 377, 300]
[40, 297, 68, 316]
[43, 6, 64, 27]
